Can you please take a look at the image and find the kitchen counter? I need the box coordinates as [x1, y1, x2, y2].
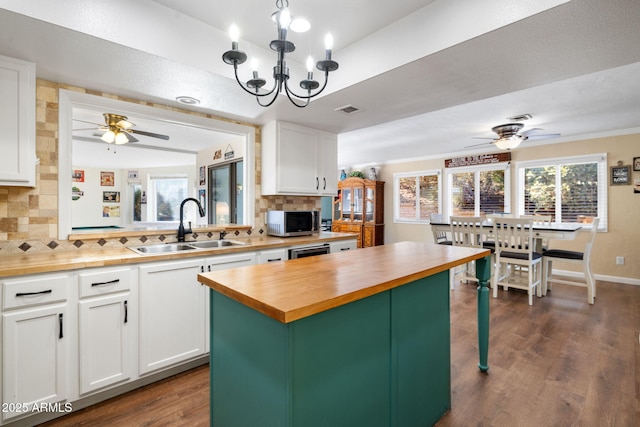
[0, 232, 356, 277]
[198, 242, 492, 426]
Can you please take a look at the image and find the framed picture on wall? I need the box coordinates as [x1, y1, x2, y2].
[100, 171, 115, 186]
[633, 157, 640, 171]
[610, 164, 631, 185]
[103, 191, 120, 203]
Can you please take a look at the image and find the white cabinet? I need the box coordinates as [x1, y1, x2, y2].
[330, 239, 358, 253]
[205, 252, 257, 272]
[77, 267, 134, 396]
[138, 259, 207, 375]
[1, 273, 71, 422]
[262, 121, 337, 196]
[256, 248, 287, 264]
[0, 55, 36, 187]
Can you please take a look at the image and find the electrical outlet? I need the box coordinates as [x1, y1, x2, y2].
[616, 256, 625, 265]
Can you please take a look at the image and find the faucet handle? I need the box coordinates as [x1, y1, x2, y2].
[186, 221, 192, 233]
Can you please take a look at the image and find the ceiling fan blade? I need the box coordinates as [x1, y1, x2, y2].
[73, 118, 103, 127]
[129, 129, 170, 140]
[525, 133, 561, 141]
[472, 137, 496, 140]
[122, 132, 139, 143]
[464, 141, 495, 148]
[73, 127, 102, 131]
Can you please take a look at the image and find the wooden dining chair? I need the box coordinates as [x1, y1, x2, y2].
[430, 213, 452, 245]
[492, 218, 542, 305]
[542, 217, 599, 304]
[518, 214, 552, 251]
[450, 216, 486, 288]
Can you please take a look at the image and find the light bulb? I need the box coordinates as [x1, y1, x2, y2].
[250, 58, 259, 72]
[306, 56, 314, 72]
[229, 24, 239, 43]
[114, 132, 129, 145]
[279, 9, 291, 28]
[324, 33, 334, 50]
[101, 130, 115, 143]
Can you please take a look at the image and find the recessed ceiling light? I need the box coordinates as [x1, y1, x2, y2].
[176, 96, 200, 105]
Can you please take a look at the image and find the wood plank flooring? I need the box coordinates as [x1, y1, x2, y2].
[40, 280, 640, 427]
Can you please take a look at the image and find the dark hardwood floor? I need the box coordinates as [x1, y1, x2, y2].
[40, 280, 640, 427]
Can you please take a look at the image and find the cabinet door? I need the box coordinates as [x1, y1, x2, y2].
[2, 304, 68, 421]
[138, 259, 206, 375]
[0, 55, 36, 187]
[317, 132, 337, 195]
[275, 123, 318, 194]
[78, 293, 132, 395]
[256, 248, 287, 264]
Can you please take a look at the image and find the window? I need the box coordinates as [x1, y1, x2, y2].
[147, 176, 188, 222]
[209, 160, 243, 225]
[516, 154, 607, 230]
[445, 163, 510, 218]
[393, 170, 441, 223]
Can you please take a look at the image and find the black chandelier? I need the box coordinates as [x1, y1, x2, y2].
[222, 0, 339, 108]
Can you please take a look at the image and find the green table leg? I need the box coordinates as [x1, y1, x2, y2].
[475, 255, 491, 373]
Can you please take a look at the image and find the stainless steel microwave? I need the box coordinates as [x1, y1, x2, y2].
[266, 210, 314, 237]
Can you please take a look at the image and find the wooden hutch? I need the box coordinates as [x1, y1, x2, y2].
[332, 177, 384, 248]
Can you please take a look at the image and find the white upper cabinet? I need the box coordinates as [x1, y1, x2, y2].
[0, 55, 36, 187]
[261, 121, 337, 196]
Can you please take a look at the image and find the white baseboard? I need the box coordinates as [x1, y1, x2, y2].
[552, 269, 640, 286]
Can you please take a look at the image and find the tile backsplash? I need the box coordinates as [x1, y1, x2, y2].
[0, 79, 323, 257]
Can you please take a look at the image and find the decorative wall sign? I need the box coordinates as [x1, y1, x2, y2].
[72, 170, 85, 182]
[214, 150, 222, 160]
[72, 186, 84, 201]
[610, 162, 631, 185]
[199, 189, 206, 213]
[199, 166, 206, 186]
[103, 191, 120, 203]
[224, 144, 235, 160]
[128, 170, 139, 181]
[100, 171, 115, 186]
[634, 157, 640, 171]
[445, 152, 511, 168]
[103, 205, 120, 217]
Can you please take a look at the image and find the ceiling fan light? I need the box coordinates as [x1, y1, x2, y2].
[495, 137, 521, 150]
[101, 130, 115, 143]
[114, 131, 129, 145]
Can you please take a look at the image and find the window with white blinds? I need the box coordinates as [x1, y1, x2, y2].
[516, 154, 607, 230]
[393, 170, 441, 223]
[444, 163, 510, 218]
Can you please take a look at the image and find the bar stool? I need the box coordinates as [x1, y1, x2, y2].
[450, 216, 486, 288]
[542, 218, 599, 304]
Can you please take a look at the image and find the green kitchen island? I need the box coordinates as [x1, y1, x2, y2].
[198, 241, 491, 427]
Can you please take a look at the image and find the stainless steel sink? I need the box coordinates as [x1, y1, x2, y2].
[188, 240, 239, 249]
[129, 239, 247, 255]
[130, 243, 198, 254]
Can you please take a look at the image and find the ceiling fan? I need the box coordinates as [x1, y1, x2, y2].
[73, 113, 170, 145]
[467, 123, 560, 150]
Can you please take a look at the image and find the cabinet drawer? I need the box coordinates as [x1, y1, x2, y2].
[2, 273, 70, 310]
[79, 267, 131, 298]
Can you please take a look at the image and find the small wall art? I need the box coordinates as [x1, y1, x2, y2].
[72, 170, 85, 182]
[610, 161, 630, 185]
[103, 191, 120, 203]
[100, 171, 115, 186]
[634, 157, 640, 171]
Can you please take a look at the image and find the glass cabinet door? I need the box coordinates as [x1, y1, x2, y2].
[353, 187, 363, 222]
[365, 187, 374, 223]
[342, 187, 352, 221]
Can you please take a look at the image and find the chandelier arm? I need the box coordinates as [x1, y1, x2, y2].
[233, 65, 279, 98]
[255, 88, 281, 107]
[283, 71, 330, 100]
[283, 83, 311, 108]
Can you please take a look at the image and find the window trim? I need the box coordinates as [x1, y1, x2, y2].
[515, 153, 607, 231]
[146, 174, 189, 223]
[444, 162, 511, 219]
[393, 169, 441, 224]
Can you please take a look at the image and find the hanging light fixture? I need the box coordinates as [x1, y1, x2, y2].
[494, 135, 524, 150]
[222, 0, 339, 108]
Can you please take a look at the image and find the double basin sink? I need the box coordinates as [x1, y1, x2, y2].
[129, 239, 246, 255]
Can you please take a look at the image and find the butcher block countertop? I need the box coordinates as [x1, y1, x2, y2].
[198, 241, 490, 323]
[0, 232, 356, 277]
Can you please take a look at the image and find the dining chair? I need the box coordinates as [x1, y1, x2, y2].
[492, 218, 542, 305]
[542, 217, 599, 304]
[450, 216, 486, 288]
[518, 214, 552, 251]
[430, 213, 452, 245]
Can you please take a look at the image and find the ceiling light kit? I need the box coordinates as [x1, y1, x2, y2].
[222, 0, 339, 108]
[73, 113, 170, 148]
[467, 121, 560, 150]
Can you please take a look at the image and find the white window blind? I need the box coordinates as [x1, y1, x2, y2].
[394, 170, 441, 223]
[445, 163, 510, 218]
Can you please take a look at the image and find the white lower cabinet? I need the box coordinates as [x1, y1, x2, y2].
[330, 239, 358, 253]
[256, 248, 287, 264]
[138, 259, 207, 375]
[1, 273, 71, 422]
[77, 267, 134, 396]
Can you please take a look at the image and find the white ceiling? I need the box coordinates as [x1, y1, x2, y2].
[1, 0, 639, 168]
